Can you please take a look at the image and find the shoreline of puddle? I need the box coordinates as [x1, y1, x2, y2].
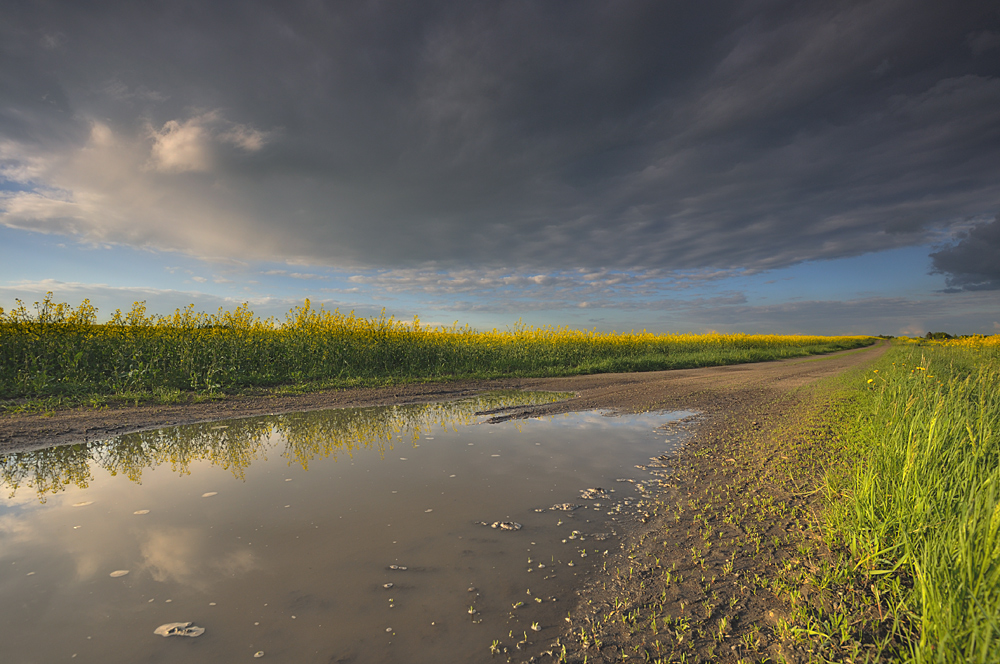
[0, 391, 702, 664]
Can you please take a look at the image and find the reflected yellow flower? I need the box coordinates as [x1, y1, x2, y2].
[1, 391, 569, 500]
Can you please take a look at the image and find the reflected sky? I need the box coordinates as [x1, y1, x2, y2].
[0, 394, 695, 664]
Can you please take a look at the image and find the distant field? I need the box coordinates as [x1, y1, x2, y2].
[0, 293, 872, 408]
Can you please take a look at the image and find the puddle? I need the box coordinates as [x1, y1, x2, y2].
[0, 392, 696, 663]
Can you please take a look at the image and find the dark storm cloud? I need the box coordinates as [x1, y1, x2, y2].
[930, 215, 1000, 291]
[2, 1, 999, 272]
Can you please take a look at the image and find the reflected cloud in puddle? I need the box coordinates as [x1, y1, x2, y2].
[140, 527, 258, 589]
[0, 392, 697, 664]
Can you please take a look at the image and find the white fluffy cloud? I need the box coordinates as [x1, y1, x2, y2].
[147, 111, 269, 173]
[148, 116, 214, 173]
[0, 116, 275, 256]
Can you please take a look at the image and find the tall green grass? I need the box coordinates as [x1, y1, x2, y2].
[826, 342, 1000, 662]
[0, 293, 871, 403]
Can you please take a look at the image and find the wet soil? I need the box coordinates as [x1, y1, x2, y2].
[540, 343, 889, 664]
[0, 342, 887, 663]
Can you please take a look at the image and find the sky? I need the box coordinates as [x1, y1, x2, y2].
[1, 1, 999, 336]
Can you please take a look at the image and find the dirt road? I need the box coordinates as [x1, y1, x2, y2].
[1, 342, 887, 662]
[1, 343, 884, 454]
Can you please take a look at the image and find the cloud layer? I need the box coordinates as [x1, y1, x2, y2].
[931, 215, 1000, 291]
[1, 1, 999, 283]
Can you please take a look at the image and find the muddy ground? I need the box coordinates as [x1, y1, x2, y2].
[538, 344, 891, 664]
[0, 342, 887, 662]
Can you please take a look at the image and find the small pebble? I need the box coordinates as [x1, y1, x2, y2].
[109, 570, 129, 578]
[254, 651, 264, 658]
[133, 510, 150, 515]
[201, 492, 217, 498]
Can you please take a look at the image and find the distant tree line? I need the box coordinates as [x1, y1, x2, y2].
[875, 333, 984, 340]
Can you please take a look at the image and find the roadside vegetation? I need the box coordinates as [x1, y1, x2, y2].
[0, 293, 871, 413]
[808, 335, 1000, 663]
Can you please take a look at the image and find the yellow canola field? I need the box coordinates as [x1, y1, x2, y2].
[0, 293, 873, 398]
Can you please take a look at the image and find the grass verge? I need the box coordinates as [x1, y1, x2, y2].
[803, 340, 1000, 663]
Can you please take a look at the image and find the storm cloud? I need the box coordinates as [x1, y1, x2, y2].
[1, 1, 999, 277]
[931, 215, 1000, 291]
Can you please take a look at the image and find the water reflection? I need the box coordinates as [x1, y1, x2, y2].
[1, 396, 697, 664]
[1, 391, 570, 500]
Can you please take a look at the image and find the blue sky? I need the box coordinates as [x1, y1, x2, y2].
[2, 2, 999, 335]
